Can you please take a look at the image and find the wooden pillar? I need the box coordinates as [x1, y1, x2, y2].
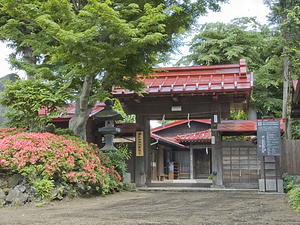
[157, 145, 164, 177]
[211, 103, 224, 187]
[190, 144, 194, 179]
[151, 149, 158, 180]
[144, 118, 151, 185]
[135, 115, 150, 187]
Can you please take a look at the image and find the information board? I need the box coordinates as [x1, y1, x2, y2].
[257, 121, 281, 156]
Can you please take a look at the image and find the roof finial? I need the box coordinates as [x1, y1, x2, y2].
[162, 115, 166, 128]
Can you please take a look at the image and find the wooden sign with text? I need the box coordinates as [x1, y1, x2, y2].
[136, 131, 144, 157]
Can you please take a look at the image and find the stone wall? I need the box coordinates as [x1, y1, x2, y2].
[0, 169, 92, 207]
[0, 173, 34, 207]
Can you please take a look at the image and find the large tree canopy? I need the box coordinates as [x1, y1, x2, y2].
[178, 18, 267, 69]
[0, 0, 226, 139]
[178, 18, 284, 118]
[264, 0, 300, 139]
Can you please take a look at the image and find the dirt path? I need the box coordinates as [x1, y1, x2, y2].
[0, 190, 299, 225]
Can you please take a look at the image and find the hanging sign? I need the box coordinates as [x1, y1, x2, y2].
[257, 121, 281, 156]
[136, 131, 144, 157]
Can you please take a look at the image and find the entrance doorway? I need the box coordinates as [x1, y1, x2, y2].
[151, 147, 212, 181]
[194, 148, 211, 179]
[173, 151, 190, 179]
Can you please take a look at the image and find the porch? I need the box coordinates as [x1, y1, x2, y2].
[151, 147, 212, 182]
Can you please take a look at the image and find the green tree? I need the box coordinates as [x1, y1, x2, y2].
[178, 18, 284, 118]
[0, 0, 226, 140]
[178, 17, 266, 70]
[0, 73, 19, 127]
[265, 0, 300, 139]
[0, 78, 71, 132]
[112, 98, 135, 123]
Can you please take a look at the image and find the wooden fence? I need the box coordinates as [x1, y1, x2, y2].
[281, 140, 300, 175]
[222, 141, 260, 184]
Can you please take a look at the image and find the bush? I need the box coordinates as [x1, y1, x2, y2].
[30, 177, 55, 199]
[282, 173, 295, 193]
[105, 143, 131, 181]
[54, 127, 77, 136]
[288, 187, 300, 212]
[0, 128, 123, 199]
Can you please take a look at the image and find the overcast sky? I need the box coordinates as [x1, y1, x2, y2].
[0, 0, 270, 78]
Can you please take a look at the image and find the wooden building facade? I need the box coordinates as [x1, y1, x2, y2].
[149, 119, 283, 189]
[150, 120, 212, 181]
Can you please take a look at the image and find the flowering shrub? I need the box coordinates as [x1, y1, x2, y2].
[0, 128, 122, 197]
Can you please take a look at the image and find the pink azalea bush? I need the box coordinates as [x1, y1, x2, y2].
[0, 128, 122, 196]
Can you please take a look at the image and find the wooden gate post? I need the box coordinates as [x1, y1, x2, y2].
[211, 103, 224, 187]
[135, 115, 150, 187]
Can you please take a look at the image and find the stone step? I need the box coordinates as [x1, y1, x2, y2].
[146, 182, 211, 188]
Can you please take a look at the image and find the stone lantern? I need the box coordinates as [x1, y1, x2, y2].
[94, 99, 124, 151]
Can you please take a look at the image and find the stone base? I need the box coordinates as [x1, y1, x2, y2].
[259, 179, 284, 193]
[224, 183, 259, 189]
[210, 185, 225, 189]
[123, 173, 131, 185]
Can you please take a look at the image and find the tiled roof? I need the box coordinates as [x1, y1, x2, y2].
[150, 120, 212, 145]
[113, 59, 253, 96]
[150, 132, 187, 148]
[39, 102, 106, 122]
[150, 119, 211, 133]
[176, 130, 211, 143]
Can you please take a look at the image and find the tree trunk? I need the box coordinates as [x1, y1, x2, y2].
[282, 54, 289, 139]
[287, 72, 293, 140]
[69, 75, 95, 141]
[23, 46, 35, 80]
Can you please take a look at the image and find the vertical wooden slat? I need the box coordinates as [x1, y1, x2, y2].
[281, 139, 300, 175]
[229, 148, 233, 182]
[294, 140, 299, 173]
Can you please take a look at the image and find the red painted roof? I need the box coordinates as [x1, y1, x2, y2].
[150, 119, 284, 145]
[39, 102, 106, 122]
[176, 129, 211, 143]
[150, 119, 211, 132]
[150, 120, 212, 146]
[217, 119, 284, 132]
[150, 132, 187, 148]
[113, 59, 253, 96]
[116, 123, 138, 134]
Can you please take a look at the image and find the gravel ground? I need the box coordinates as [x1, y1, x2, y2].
[0, 190, 299, 225]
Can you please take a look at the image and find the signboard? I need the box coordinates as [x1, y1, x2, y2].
[257, 121, 281, 156]
[136, 131, 144, 157]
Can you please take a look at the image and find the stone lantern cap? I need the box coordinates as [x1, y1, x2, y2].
[94, 99, 124, 121]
